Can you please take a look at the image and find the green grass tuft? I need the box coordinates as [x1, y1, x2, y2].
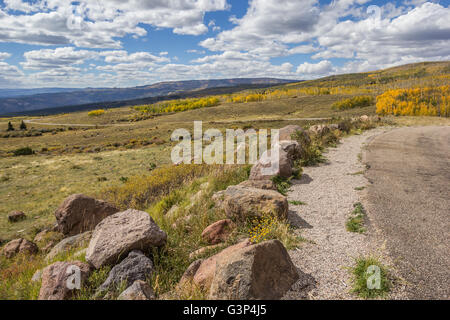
[346, 202, 366, 233]
[350, 256, 390, 299]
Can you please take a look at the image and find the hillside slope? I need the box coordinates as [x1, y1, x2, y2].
[0, 78, 295, 114]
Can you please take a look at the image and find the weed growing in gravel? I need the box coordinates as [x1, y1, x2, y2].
[289, 200, 307, 205]
[346, 202, 366, 233]
[354, 186, 365, 191]
[350, 256, 390, 299]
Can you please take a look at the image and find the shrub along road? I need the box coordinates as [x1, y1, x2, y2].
[364, 126, 450, 299]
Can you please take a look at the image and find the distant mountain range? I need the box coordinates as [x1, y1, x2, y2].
[0, 78, 295, 115]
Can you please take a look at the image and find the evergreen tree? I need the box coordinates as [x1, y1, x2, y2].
[20, 120, 27, 130]
[7, 121, 14, 131]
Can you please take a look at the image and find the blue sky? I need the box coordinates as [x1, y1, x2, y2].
[0, 0, 449, 88]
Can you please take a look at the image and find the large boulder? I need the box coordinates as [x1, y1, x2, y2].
[117, 280, 155, 300]
[8, 211, 26, 223]
[45, 231, 92, 262]
[38, 261, 92, 300]
[1, 238, 38, 258]
[189, 240, 252, 290]
[279, 140, 303, 161]
[238, 179, 276, 190]
[309, 124, 331, 137]
[209, 240, 299, 300]
[279, 125, 308, 142]
[202, 219, 235, 245]
[86, 209, 167, 268]
[98, 250, 154, 292]
[249, 147, 292, 180]
[222, 186, 288, 221]
[55, 194, 119, 236]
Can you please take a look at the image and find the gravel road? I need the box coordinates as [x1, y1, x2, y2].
[283, 128, 393, 299]
[364, 126, 450, 300]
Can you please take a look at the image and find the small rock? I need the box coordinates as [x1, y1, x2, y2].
[202, 219, 235, 245]
[1, 238, 38, 258]
[166, 205, 179, 219]
[209, 239, 299, 300]
[328, 123, 339, 130]
[38, 261, 91, 300]
[45, 231, 92, 262]
[86, 209, 167, 269]
[117, 280, 155, 300]
[55, 194, 119, 236]
[212, 190, 226, 209]
[8, 211, 26, 223]
[222, 186, 288, 222]
[98, 250, 154, 292]
[34, 230, 63, 249]
[31, 269, 42, 282]
[360, 115, 370, 122]
[309, 124, 331, 136]
[33, 229, 50, 243]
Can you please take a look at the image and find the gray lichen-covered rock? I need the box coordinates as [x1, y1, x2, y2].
[223, 185, 288, 221]
[45, 231, 92, 262]
[98, 250, 154, 292]
[86, 209, 167, 268]
[117, 280, 155, 300]
[55, 194, 119, 236]
[38, 261, 92, 300]
[1, 238, 38, 258]
[209, 240, 299, 300]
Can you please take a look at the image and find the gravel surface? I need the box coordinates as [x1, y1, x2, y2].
[283, 127, 406, 300]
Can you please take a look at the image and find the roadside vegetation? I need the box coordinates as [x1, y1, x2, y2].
[346, 202, 366, 233]
[350, 256, 391, 299]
